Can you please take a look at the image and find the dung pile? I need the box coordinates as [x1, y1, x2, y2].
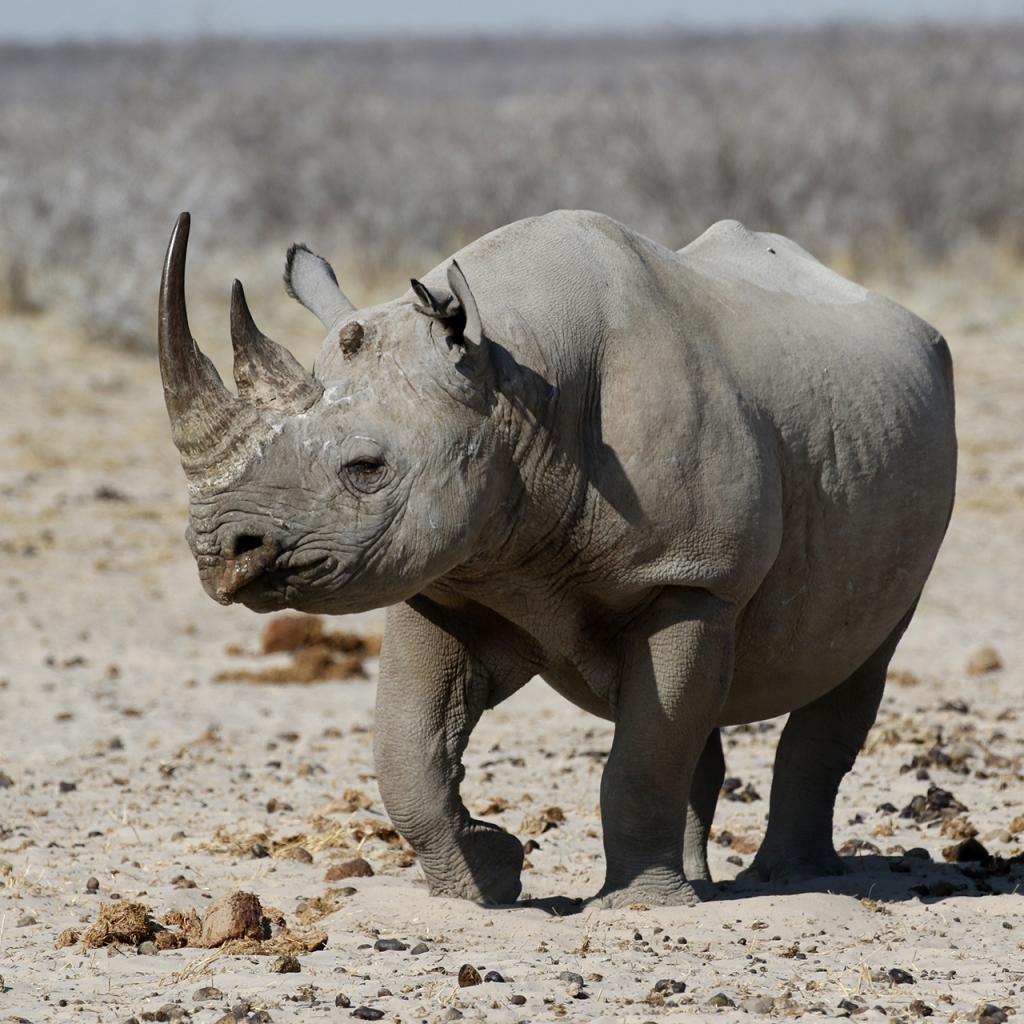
[58, 891, 327, 955]
[215, 614, 383, 684]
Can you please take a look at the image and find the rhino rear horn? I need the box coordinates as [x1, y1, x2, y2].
[230, 279, 323, 412]
[158, 213, 266, 480]
[284, 243, 354, 329]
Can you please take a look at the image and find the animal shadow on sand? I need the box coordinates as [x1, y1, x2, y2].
[510, 853, 1024, 916]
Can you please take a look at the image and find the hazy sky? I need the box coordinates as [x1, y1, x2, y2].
[3, 0, 1022, 40]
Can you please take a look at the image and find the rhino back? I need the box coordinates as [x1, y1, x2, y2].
[676, 220, 956, 720]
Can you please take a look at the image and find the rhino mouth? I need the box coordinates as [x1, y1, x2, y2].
[201, 549, 334, 611]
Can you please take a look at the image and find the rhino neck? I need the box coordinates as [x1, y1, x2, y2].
[445, 338, 598, 598]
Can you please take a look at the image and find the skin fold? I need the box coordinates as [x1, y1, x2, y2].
[158, 210, 957, 907]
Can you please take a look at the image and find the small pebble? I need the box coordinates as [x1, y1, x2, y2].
[85, 877, 99, 893]
[270, 955, 301, 974]
[458, 964, 482, 987]
[484, 970, 506, 983]
[374, 937, 408, 952]
[558, 970, 585, 987]
[410, 941, 430, 955]
[509, 994, 526, 1006]
[58, 780, 77, 793]
[708, 993, 735, 1007]
[350, 1009, 385, 1022]
[334, 994, 351, 1008]
[192, 987, 224, 1002]
[888, 967, 915, 985]
[742, 995, 775, 1014]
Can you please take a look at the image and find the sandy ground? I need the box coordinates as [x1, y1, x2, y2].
[0, 254, 1022, 1023]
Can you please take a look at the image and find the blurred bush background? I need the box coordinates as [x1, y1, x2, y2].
[0, 26, 1022, 348]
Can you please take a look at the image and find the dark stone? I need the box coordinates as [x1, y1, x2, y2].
[457, 964, 482, 987]
[654, 979, 686, 993]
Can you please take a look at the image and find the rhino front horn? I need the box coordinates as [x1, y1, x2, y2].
[158, 213, 265, 480]
[230, 279, 323, 412]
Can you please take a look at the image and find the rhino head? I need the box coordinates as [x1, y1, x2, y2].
[158, 213, 511, 615]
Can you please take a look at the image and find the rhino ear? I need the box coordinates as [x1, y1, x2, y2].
[410, 260, 486, 362]
[446, 261, 482, 348]
[284, 243, 354, 329]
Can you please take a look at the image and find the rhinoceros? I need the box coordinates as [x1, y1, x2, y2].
[158, 210, 956, 907]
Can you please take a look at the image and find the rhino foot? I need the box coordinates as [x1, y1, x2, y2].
[738, 848, 846, 884]
[425, 825, 524, 905]
[588, 876, 700, 910]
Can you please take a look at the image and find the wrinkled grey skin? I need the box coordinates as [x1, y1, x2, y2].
[158, 210, 956, 908]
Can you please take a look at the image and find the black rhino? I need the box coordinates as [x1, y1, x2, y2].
[158, 210, 956, 907]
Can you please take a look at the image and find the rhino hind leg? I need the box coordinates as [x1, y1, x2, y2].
[682, 728, 725, 882]
[741, 602, 918, 884]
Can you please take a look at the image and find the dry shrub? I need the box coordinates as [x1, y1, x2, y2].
[2, 29, 1022, 349]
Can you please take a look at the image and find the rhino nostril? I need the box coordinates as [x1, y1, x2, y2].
[232, 533, 266, 556]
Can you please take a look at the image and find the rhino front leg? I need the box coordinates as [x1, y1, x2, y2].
[374, 598, 529, 904]
[682, 727, 725, 882]
[593, 589, 734, 908]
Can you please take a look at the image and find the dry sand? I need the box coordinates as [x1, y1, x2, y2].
[0, 255, 1021, 1022]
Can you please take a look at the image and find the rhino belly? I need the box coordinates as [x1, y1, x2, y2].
[717, 498, 946, 725]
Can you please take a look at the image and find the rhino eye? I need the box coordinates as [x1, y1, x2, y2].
[343, 456, 387, 493]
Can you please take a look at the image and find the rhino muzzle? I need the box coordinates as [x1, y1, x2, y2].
[157, 212, 322, 490]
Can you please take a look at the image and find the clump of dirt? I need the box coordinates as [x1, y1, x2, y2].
[325, 857, 374, 881]
[967, 645, 1003, 675]
[81, 901, 156, 948]
[198, 815, 415, 869]
[163, 908, 202, 946]
[520, 806, 566, 835]
[261, 614, 381, 657]
[215, 614, 383, 684]
[294, 889, 353, 925]
[899, 785, 967, 824]
[200, 891, 263, 946]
